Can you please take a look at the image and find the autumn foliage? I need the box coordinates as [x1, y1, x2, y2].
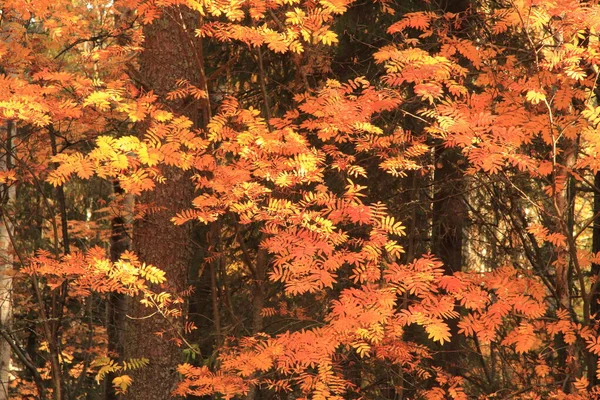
[4, 0, 600, 399]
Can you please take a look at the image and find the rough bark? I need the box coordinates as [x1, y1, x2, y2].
[124, 5, 207, 399]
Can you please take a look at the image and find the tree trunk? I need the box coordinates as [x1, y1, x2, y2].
[124, 5, 208, 399]
[209, 222, 222, 344]
[0, 121, 16, 400]
[245, 245, 267, 400]
[553, 137, 581, 392]
[105, 182, 132, 400]
[590, 171, 600, 386]
[432, 147, 464, 275]
[432, 146, 464, 374]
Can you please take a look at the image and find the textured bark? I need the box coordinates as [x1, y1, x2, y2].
[124, 6, 207, 399]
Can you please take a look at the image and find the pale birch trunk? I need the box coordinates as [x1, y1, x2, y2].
[0, 121, 16, 400]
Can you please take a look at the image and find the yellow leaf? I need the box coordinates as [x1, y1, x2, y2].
[112, 375, 133, 394]
[425, 321, 451, 345]
[153, 110, 173, 122]
[526, 90, 546, 105]
[319, 31, 339, 46]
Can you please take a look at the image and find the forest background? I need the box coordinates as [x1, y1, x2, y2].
[2, 0, 600, 398]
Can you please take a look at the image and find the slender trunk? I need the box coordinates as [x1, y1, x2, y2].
[187, 224, 214, 359]
[432, 147, 464, 274]
[590, 171, 600, 386]
[396, 171, 421, 400]
[0, 121, 16, 400]
[245, 242, 267, 400]
[251, 248, 267, 334]
[105, 182, 132, 400]
[555, 141, 576, 272]
[553, 137, 580, 391]
[48, 125, 71, 400]
[209, 222, 222, 343]
[432, 146, 464, 374]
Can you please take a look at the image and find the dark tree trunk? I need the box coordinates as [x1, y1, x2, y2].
[432, 147, 464, 274]
[105, 182, 131, 400]
[124, 5, 208, 399]
[589, 171, 600, 385]
[432, 146, 465, 374]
